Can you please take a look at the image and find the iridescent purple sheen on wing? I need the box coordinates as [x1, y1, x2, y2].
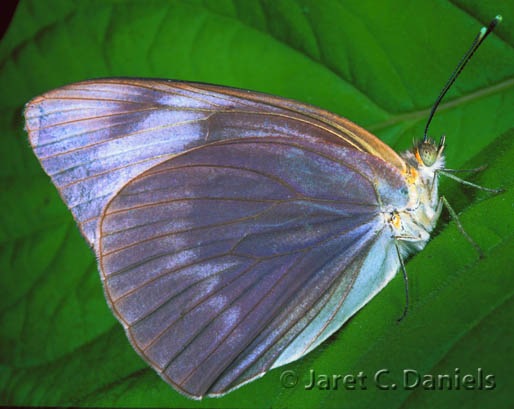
[24, 78, 411, 399]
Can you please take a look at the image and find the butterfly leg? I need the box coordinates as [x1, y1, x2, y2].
[430, 195, 444, 231]
[440, 195, 484, 258]
[430, 167, 504, 196]
[393, 240, 409, 322]
[439, 170, 504, 193]
[442, 165, 488, 174]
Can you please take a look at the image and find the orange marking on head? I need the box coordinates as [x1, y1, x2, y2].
[415, 149, 423, 165]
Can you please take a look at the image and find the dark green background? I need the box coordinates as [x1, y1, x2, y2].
[0, 1, 513, 408]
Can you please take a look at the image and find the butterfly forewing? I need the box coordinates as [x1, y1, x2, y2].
[24, 79, 406, 249]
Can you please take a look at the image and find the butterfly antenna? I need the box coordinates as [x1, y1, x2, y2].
[423, 15, 502, 142]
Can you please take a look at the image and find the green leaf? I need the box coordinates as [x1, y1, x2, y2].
[0, 1, 512, 408]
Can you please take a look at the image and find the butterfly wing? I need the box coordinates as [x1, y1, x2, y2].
[25, 78, 410, 398]
[99, 136, 407, 398]
[24, 78, 406, 249]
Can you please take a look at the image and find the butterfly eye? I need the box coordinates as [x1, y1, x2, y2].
[417, 140, 438, 167]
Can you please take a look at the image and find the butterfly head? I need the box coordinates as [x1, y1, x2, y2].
[415, 135, 445, 167]
[400, 135, 446, 191]
[406, 135, 446, 183]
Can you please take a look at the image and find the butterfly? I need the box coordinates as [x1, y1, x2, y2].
[23, 16, 502, 399]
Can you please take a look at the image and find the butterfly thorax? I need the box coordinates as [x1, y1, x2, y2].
[387, 138, 446, 256]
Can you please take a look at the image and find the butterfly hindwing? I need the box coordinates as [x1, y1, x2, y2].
[99, 138, 405, 397]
